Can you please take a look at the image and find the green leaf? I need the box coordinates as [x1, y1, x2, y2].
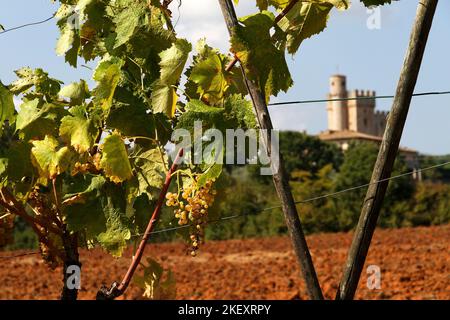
[150, 81, 178, 117]
[231, 11, 293, 101]
[100, 133, 133, 183]
[63, 174, 106, 201]
[59, 80, 90, 105]
[189, 53, 228, 105]
[0, 83, 15, 134]
[175, 99, 225, 133]
[133, 147, 167, 195]
[31, 135, 74, 179]
[10, 68, 63, 99]
[223, 94, 257, 129]
[0, 141, 33, 182]
[106, 103, 156, 139]
[16, 99, 69, 140]
[158, 39, 192, 85]
[113, 4, 148, 49]
[197, 163, 222, 188]
[63, 174, 107, 237]
[152, 39, 191, 117]
[59, 105, 99, 153]
[56, 24, 77, 61]
[96, 184, 132, 257]
[133, 257, 176, 299]
[93, 57, 124, 112]
[63, 178, 132, 257]
[277, 1, 348, 54]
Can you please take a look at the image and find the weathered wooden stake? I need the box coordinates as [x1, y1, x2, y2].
[336, 0, 439, 300]
[218, 0, 323, 300]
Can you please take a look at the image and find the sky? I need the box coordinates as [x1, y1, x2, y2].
[0, 0, 449, 155]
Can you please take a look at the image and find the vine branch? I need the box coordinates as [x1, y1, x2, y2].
[96, 148, 184, 300]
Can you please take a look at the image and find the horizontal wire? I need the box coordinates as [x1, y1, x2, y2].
[0, 251, 39, 261]
[136, 160, 450, 238]
[0, 14, 56, 35]
[1, 161, 448, 261]
[268, 90, 450, 106]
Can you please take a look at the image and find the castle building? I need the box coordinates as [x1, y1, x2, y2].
[318, 75, 420, 175]
[325, 74, 388, 136]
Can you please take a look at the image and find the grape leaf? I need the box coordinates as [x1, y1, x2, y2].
[113, 3, 148, 49]
[0, 83, 15, 135]
[197, 163, 222, 188]
[59, 105, 100, 153]
[0, 141, 33, 182]
[133, 147, 167, 196]
[189, 52, 229, 105]
[31, 135, 74, 179]
[96, 184, 132, 257]
[63, 174, 107, 237]
[59, 80, 90, 106]
[16, 99, 69, 140]
[133, 257, 176, 299]
[277, 1, 348, 54]
[151, 39, 191, 117]
[10, 68, 63, 99]
[223, 94, 257, 129]
[93, 57, 124, 112]
[151, 81, 178, 118]
[100, 133, 133, 183]
[106, 103, 156, 139]
[231, 11, 293, 101]
[56, 23, 78, 66]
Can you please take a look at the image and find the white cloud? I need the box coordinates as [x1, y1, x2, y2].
[169, 0, 256, 52]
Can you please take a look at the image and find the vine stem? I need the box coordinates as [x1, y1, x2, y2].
[218, 0, 323, 300]
[96, 148, 184, 300]
[224, 0, 300, 72]
[0, 187, 62, 236]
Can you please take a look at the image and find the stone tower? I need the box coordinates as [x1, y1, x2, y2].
[327, 74, 348, 131]
[326, 75, 387, 136]
[347, 89, 376, 134]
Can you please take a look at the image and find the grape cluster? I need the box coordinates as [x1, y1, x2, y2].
[0, 213, 14, 248]
[166, 179, 216, 256]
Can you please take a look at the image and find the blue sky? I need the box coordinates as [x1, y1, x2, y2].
[0, 0, 449, 155]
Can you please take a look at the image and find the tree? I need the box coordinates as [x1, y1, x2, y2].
[247, 131, 343, 181]
[333, 141, 414, 230]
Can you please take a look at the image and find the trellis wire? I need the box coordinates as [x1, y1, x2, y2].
[0, 14, 56, 35]
[1, 159, 449, 261]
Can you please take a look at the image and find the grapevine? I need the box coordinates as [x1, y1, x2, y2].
[0, 0, 394, 300]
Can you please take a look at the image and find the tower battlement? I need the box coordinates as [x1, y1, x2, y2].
[327, 75, 387, 137]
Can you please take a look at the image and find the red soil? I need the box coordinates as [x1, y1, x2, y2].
[0, 225, 448, 300]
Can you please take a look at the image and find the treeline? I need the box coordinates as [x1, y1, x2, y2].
[205, 131, 450, 240]
[6, 131, 450, 249]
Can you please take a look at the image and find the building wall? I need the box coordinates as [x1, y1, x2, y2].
[347, 89, 376, 135]
[327, 75, 348, 131]
[327, 75, 387, 137]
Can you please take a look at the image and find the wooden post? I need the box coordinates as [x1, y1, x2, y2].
[218, 0, 323, 300]
[336, 0, 438, 300]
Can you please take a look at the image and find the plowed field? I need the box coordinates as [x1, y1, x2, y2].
[0, 225, 448, 300]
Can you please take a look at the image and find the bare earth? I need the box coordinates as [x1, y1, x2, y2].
[0, 225, 449, 300]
